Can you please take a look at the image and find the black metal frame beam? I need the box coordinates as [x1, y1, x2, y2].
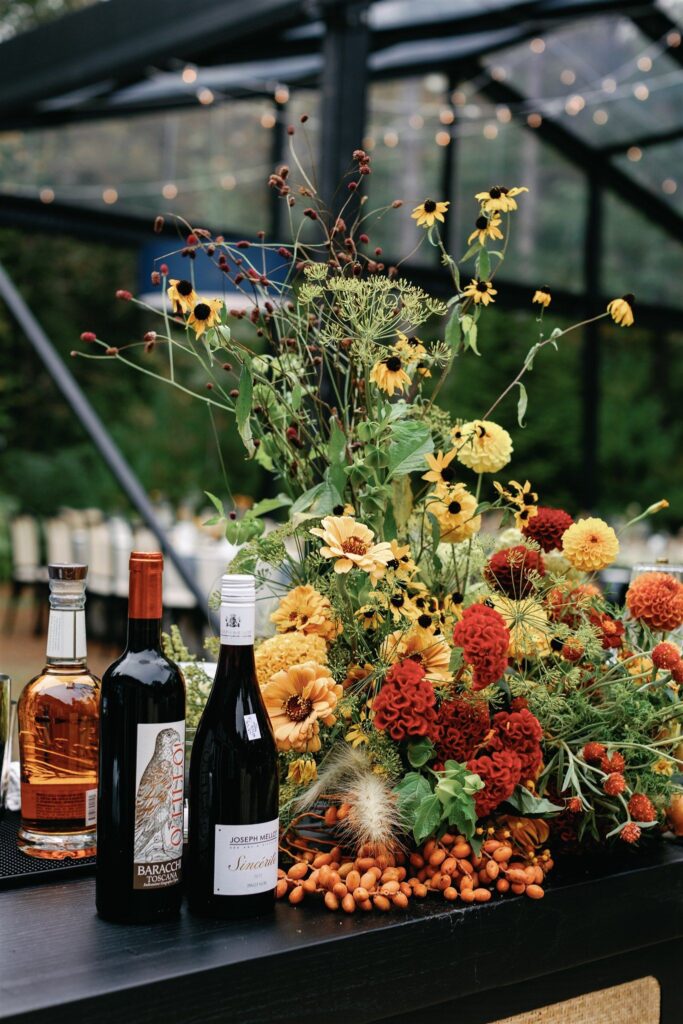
[601, 125, 683, 157]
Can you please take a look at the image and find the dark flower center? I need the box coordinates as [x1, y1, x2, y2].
[441, 465, 456, 482]
[475, 281, 489, 293]
[342, 537, 368, 556]
[390, 594, 405, 607]
[364, 609, 376, 619]
[332, 504, 345, 515]
[623, 293, 635, 305]
[193, 302, 212, 320]
[177, 280, 193, 296]
[489, 187, 501, 198]
[407, 336, 420, 347]
[475, 216, 488, 230]
[448, 501, 462, 515]
[283, 694, 313, 722]
[385, 356, 402, 372]
[452, 591, 463, 604]
[423, 200, 437, 212]
[418, 614, 432, 629]
[523, 493, 535, 505]
[387, 558, 400, 570]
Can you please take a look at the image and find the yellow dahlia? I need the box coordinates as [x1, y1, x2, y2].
[562, 517, 619, 572]
[475, 185, 528, 213]
[532, 288, 551, 308]
[369, 354, 412, 396]
[382, 626, 452, 682]
[167, 278, 199, 314]
[426, 484, 481, 543]
[287, 757, 318, 785]
[411, 198, 449, 228]
[607, 294, 634, 327]
[422, 449, 459, 487]
[462, 278, 497, 306]
[453, 419, 513, 474]
[262, 661, 343, 753]
[270, 584, 339, 642]
[490, 594, 552, 660]
[310, 515, 393, 579]
[255, 632, 328, 686]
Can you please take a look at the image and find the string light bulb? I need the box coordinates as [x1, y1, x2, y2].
[161, 183, 178, 200]
[39, 187, 55, 203]
[197, 88, 214, 105]
[182, 66, 197, 84]
[102, 188, 118, 204]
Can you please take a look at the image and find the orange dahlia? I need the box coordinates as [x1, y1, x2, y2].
[626, 572, 683, 632]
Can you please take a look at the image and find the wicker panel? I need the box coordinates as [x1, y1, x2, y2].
[492, 977, 660, 1024]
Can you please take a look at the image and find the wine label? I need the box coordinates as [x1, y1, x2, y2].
[46, 610, 86, 660]
[213, 818, 279, 896]
[132, 720, 185, 890]
[244, 714, 261, 741]
[21, 781, 96, 823]
[220, 602, 255, 645]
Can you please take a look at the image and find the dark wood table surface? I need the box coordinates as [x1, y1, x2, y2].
[1, 843, 682, 1024]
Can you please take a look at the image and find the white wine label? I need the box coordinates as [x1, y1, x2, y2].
[213, 818, 279, 896]
[132, 720, 185, 890]
[46, 610, 87, 660]
[244, 714, 261, 741]
[85, 788, 97, 827]
[220, 602, 255, 645]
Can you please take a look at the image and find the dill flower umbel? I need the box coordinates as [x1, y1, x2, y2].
[411, 198, 449, 227]
[484, 545, 545, 598]
[255, 632, 328, 686]
[561, 517, 619, 571]
[369, 354, 412, 396]
[607, 294, 635, 327]
[475, 184, 528, 213]
[490, 594, 552, 660]
[187, 298, 223, 338]
[532, 287, 551, 308]
[310, 515, 393, 579]
[382, 626, 451, 682]
[426, 483, 481, 543]
[468, 214, 503, 246]
[453, 419, 513, 473]
[626, 572, 683, 631]
[167, 278, 198, 314]
[271, 584, 338, 642]
[462, 278, 497, 306]
[262, 661, 343, 753]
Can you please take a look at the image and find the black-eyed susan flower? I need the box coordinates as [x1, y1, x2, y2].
[607, 294, 634, 327]
[369, 354, 412, 396]
[532, 287, 551, 308]
[167, 278, 198, 314]
[425, 484, 481, 543]
[467, 213, 503, 246]
[462, 278, 497, 306]
[475, 185, 528, 214]
[422, 449, 459, 487]
[393, 332, 431, 377]
[411, 198, 450, 228]
[493, 479, 539, 528]
[187, 298, 223, 338]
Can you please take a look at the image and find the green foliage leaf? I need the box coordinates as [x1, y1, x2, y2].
[465, 322, 480, 356]
[516, 381, 528, 428]
[392, 475, 414, 534]
[204, 491, 225, 519]
[327, 420, 347, 495]
[505, 785, 563, 816]
[235, 362, 255, 456]
[445, 308, 461, 351]
[387, 421, 434, 479]
[407, 737, 436, 769]
[250, 495, 292, 518]
[476, 248, 491, 281]
[413, 794, 442, 844]
[290, 383, 303, 411]
[394, 771, 432, 822]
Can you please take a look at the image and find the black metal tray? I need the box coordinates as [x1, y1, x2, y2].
[0, 811, 96, 890]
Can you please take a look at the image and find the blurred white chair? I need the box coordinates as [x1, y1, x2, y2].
[196, 536, 238, 606]
[5, 516, 47, 634]
[87, 522, 114, 598]
[162, 523, 197, 612]
[110, 517, 134, 599]
[45, 517, 73, 567]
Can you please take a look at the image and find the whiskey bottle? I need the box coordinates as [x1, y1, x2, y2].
[17, 564, 100, 858]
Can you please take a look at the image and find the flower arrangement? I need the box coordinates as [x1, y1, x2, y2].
[80, 124, 683, 915]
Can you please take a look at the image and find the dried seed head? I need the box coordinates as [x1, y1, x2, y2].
[153, 215, 164, 233]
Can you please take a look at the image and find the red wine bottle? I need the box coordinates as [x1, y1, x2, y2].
[96, 552, 186, 923]
[187, 574, 279, 918]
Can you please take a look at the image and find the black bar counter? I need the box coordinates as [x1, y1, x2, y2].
[1, 844, 682, 1024]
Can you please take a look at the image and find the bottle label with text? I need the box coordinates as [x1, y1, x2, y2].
[46, 610, 87, 660]
[132, 720, 185, 890]
[213, 818, 279, 896]
[220, 602, 255, 646]
[21, 782, 97, 823]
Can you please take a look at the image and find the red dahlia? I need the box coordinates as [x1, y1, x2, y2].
[452, 604, 510, 691]
[489, 708, 543, 780]
[467, 749, 522, 817]
[627, 793, 657, 823]
[589, 611, 625, 650]
[582, 742, 606, 764]
[521, 506, 574, 552]
[372, 659, 437, 742]
[652, 641, 681, 670]
[484, 545, 545, 598]
[433, 697, 490, 765]
[619, 822, 641, 844]
[603, 772, 626, 796]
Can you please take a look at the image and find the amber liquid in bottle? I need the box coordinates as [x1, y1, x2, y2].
[18, 564, 100, 859]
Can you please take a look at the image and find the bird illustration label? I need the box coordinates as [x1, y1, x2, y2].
[213, 819, 279, 896]
[132, 721, 185, 890]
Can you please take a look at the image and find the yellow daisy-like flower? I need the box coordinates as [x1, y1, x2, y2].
[624, 655, 654, 679]
[384, 587, 420, 622]
[345, 722, 370, 748]
[287, 757, 318, 785]
[270, 584, 339, 642]
[532, 288, 551, 308]
[462, 278, 497, 306]
[387, 538, 419, 579]
[382, 626, 452, 682]
[369, 354, 412, 396]
[607, 294, 634, 327]
[356, 604, 384, 630]
[255, 632, 328, 686]
[652, 757, 675, 777]
[493, 479, 539, 528]
[393, 332, 431, 377]
[187, 298, 223, 338]
[310, 515, 394, 579]
[562, 517, 619, 572]
[422, 449, 459, 488]
[167, 278, 199, 314]
[453, 419, 513, 474]
[426, 483, 481, 543]
[342, 663, 375, 690]
[467, 213, 504, 246]
[411, 198, 450, 228]
[475, 185, 528, 213]
[262, 661, 343, 753]
[490, 595, 552, 660]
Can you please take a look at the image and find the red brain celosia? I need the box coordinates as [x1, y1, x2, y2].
[372, 659, 437, 742]
[652, 641, 681, 670]
[452, 603, 510, 691]
[484, 545, 545, 598]
[626, 572, 683, 632]
[467, 749, 522, 817]
[489, 708, 544, 780]
[433, 697, 491, 766]
[522, 506, 574, 552]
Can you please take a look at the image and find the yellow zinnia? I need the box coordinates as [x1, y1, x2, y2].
[426, 483, 481, 543]
[310, 515, 394, 579]
[167, 278, 198, 314]
[262, 661, 343, 753]
[467, 214, 504, 246]
[562, 517, 619, 572]
[462, 278, 497, 306]
[255, 632, 328, 686]
[187, 298, 223, 338]
[532, 288, 551, 308]
[453, 419, 513, 474]
[369, 354, 412, 396]
[607, 294, 634, 327]
[475, 185, 528, 213]
[270, 584, 339, 642]
[411, 198, 449, 228]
